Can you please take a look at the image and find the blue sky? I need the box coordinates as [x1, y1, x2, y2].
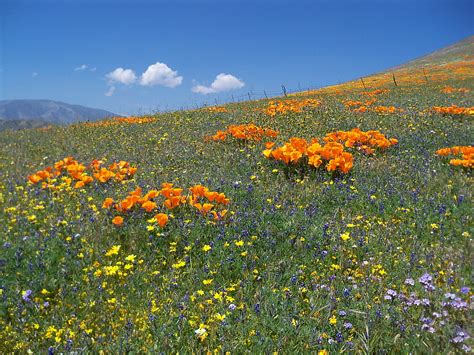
[0, 0, 472, 115]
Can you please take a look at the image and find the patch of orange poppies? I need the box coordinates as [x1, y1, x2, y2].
[263, 138, 353, 174]
[103, 183, 230, 226]
[436, 146, 474, 168]
[431, 105, 474, 116]
[362, 89, 389, 97]
[27, 157, 137, 189]
[263, 99, 320, 117]
[207, 106, 228, 113]
[440, 86, 470, 94]
[323, 128, 398, 154]
[210, 124, 278, 142]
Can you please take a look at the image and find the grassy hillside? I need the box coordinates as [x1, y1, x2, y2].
[0, 41, 473, 352]
[302, 35, 474, 96]
[0, 118, 55, 132]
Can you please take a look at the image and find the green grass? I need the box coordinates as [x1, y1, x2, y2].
[0, 79, 472, 353]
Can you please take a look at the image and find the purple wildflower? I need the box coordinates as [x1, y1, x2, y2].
[22, 290, 32, 302]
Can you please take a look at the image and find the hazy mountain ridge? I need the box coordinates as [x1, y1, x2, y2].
[0, 99, 118, 125]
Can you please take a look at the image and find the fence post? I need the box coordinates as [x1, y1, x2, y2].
[423, 68, 429, 83]
[264, 90, 268, 99]
[392, 72, 398, 87]
[281, 85, 287, 97]
[247, 92, 251, 101]
[360, 77, 366, 89]
[214, 98, 218, 106]
[231, 94, 235, 102]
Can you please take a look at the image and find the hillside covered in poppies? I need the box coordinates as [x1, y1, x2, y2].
[0, 37, 473, 353]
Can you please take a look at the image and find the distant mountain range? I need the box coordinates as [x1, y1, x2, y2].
[0, 99, 118, 131]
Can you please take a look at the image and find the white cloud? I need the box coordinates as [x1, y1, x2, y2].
[105, 86, 115, 97]
[74, 64, 88, 71]
[192, 73, 244, 94]
[32, 72, 38, 78]
[105, 67, 137, 85]
[139, 62, 183, 88]
[89, 67, 97, 72]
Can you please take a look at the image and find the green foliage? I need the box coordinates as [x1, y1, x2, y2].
[0, 79, 472, 353]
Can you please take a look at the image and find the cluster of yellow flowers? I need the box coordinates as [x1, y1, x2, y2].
[82, 116, 157, 127]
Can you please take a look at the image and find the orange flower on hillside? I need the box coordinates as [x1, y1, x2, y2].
[436, 146, 474, 168]
[343, 97, 403, 114]
[263, 99, 320, 117]
[323, 128, 398, 154]
[263, 137, 353, 174]
[102, 198, 114, 209]
[207, 106, 228, 113]
[362, 89, 389, 97]
[112, 216, 124, 226]
[141, 200, 157, 213]
[372, 106, 404, 114]
[27, 157, 137, 189]
[210, 124, 278, 142]
[154, 213, 169, 228]
[441, 86, 470, 94]
[103, 183, 230, 227]
[432, 105, 474, 116]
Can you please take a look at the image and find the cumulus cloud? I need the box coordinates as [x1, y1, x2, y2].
[192, 73, 244, 94]
[105, 67, 137, 85]
[105, 86, 116, 97]
[74, 64, 88, 71]
[139, 62, 183, 88]
[104, 61, 182, 96]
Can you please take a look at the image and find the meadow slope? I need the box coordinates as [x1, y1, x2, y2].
[0, 48, 473, 352]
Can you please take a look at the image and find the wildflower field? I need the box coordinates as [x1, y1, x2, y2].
[0, 56, 473, 353]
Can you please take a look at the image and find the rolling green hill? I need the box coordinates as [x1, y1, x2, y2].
[393, 35, 474, 69]
[0, 38, 472, 353]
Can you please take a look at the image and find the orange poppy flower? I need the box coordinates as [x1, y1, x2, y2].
[164, 196, 183, 209]
[194, 203, 214, 215]
[102, 197, 114, 209]
[28, 174, 42, 184]
[141, 200, 157, 213]
[112, 216, 124, 226]
[154, 213, 169, 228]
